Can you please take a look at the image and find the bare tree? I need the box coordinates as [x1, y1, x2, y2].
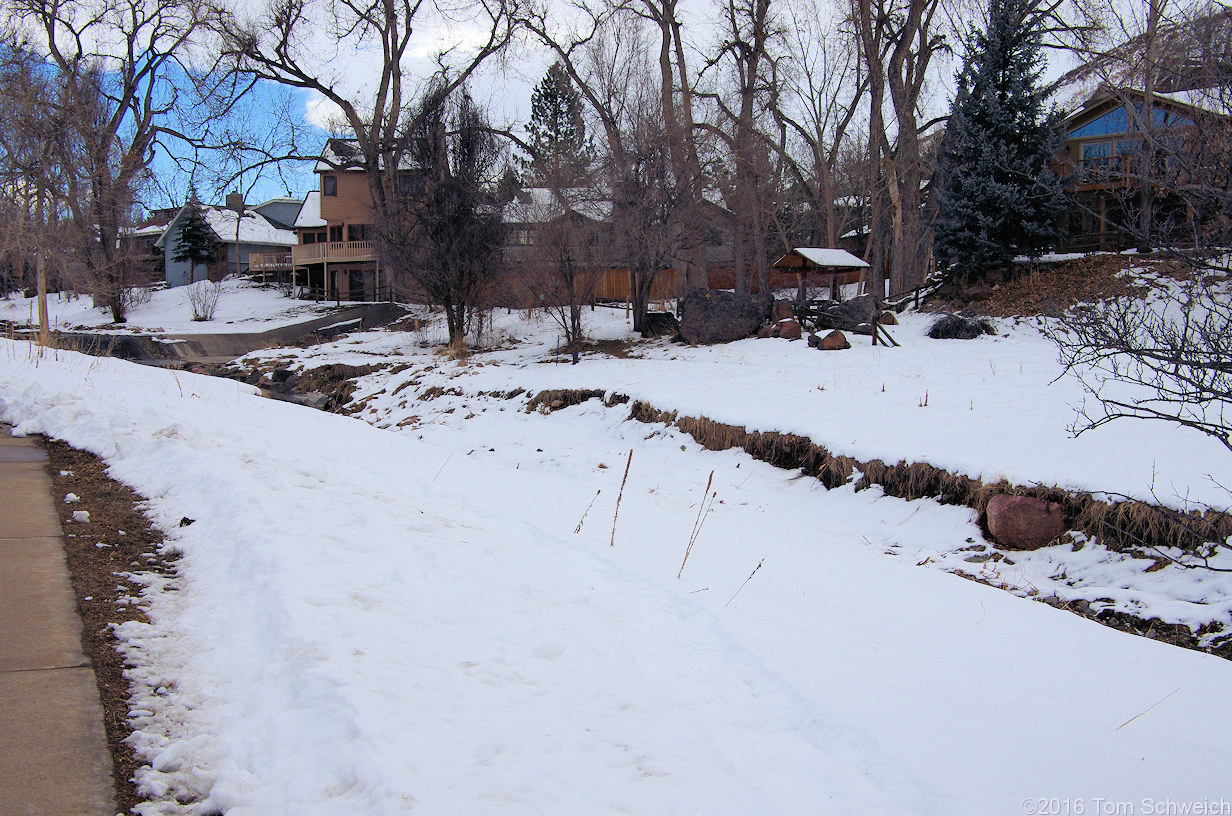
[520, 1, 707, 331]
[696, 0, 787, 295]
[514, 65, 603, 347]
[386, 86, 504, 348]
[0, 36, 70, 343]
[3, 0, 213, 322]
[852, 0, 954, 300]
[772, 1, 870, 252]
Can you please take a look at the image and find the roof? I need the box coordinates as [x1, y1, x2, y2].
[253, 197, 302, 209]
[774, 248, 869, 269]
[294, 191, 326, 229]
[503, 187, 612, 224]
[1061, 87, 1222, 130]
[1155, 88, 1231, 117]
[315, 137, 422, 173]
[154, 205, 297, 249]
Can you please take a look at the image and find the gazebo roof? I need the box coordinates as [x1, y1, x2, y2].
[773, 248, 869, 269]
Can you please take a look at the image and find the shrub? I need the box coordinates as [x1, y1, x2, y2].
[927, 313, 996, 339]
[187, 280, 222, 321]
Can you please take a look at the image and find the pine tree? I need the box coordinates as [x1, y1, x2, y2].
[931, 0, 1067, 282]
[523, 63, 593, 187]
[172, 189, 220, 283]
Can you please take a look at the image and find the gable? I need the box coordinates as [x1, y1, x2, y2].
[1066, 99, 1196, 140]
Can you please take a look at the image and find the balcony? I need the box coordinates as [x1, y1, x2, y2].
[291, 241, 376, 266]
[249, 251, 293, 271]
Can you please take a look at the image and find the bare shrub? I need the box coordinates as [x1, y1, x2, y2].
[187, 280, 222, 321]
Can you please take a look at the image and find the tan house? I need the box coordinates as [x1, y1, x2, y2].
[288, 139, 406, 301]
[1052, 88, 1224, 251]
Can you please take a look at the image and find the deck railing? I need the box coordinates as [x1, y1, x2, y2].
[248, 251, 293, 271]
[291, 240, 376, 265]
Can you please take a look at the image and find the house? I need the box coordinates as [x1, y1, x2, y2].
[1052, 88, 1225, 251]
[288, 138, 418, 302]
[155, 200, 298, 287]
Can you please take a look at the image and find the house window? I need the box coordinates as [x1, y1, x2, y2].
[398, 172, 425, 196]
[323, 175, 338, 197]
[349, 224, 370, 241]
[329, 225, 343, 243]
[303, 232, 316, 245]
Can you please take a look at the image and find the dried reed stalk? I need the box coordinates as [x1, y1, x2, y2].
[610, 449, 633, 547]
[677, 471, 715, 578]
[574, 489, 601, 534]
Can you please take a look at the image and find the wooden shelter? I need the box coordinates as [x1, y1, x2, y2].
[772, 247, 869, 302]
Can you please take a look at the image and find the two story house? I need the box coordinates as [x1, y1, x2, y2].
[289, 139, 430, 302]
[1052, 88, 1217, 252]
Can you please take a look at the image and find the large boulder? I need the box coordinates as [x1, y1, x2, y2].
[986, 494, 1067, 550]
[679, 289, 768, 345]
[771, 299, 795, 321]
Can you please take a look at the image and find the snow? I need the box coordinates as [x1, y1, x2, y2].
[201, 209, 297, 247]
[295, 191, 326, 229]
[0, 279, 342, 334]
[1, 286, 1231, 814]
[781, 247, 870, 268]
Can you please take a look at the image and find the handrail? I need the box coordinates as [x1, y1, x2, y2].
[291, 240, 376, 264]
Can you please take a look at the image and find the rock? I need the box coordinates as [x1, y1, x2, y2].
[986, 494, 1066, 550]
[878, 310, 898, 325]
[756, 325, 775, 339]
[679, 289, 768, 344]
[777, 319, 802, 340]
[818, 329, 850, 350]
[799, 294, 879, 334]
[807, 333, 821, 348]
[771, 299, 795, 321]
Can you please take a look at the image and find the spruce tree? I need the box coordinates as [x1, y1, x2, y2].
[173, 189, 220, 283]
[931, 0, 1067, 282]
[523, 63, 593, 187]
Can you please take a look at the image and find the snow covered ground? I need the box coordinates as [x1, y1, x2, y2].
[240, 304, 1232, 637]
[0, 278, 340, 335]
[2, 293, 1231, 814]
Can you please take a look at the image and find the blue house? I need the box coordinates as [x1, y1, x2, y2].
[154, 198, 300, 287]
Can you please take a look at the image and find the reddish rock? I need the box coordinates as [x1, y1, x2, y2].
[986, 494, 1066, 550]
[818, 329, 851, 350]
[756, 325, 775, 339]
[771, 299, 795, 321]
[878, 310, 899, 325]
[777, 319, 802, 340]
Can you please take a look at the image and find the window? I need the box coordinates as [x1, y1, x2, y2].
[348, 224, 369, 241]
[303, 232, 317, 245]
[398, 172, 425, 196]
[329, 225, 343, 243]
[323, 175, 338, 197]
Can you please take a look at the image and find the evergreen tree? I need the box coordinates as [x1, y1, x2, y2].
[931, 0, 1067, 282]
[523, 63, 593, 187]
[172, 189, 220, 283]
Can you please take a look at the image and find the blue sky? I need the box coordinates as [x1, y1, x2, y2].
[143, 81, 326, 214]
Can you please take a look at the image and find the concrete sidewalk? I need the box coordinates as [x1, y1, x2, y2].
[0, 426, 115, 815]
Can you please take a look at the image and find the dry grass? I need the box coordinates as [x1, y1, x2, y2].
[616, 396, 1232, 560]
[976, 255, 1158, 317]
